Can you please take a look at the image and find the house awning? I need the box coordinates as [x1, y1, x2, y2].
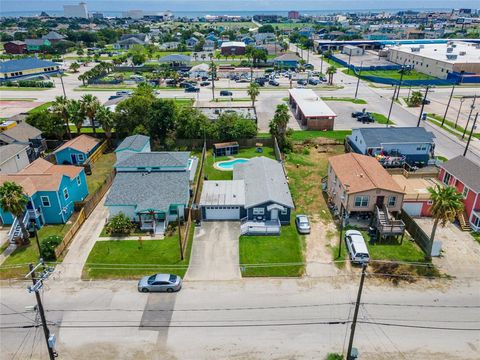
[266, 203, 285, 211]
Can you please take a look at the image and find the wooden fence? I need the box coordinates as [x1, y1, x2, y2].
[54, 208, 85, 258]
[87, 141, 108, 165]
[398, 210, 431, 256]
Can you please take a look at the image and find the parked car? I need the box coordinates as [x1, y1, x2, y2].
[138, 274, 182, 293]
[295, 215, 311, 234]
[236, 78, 250, 83]
[165, 79, 177, 85]
[308, 78, 319, 85]
[185, 87, 200, 93]
[352, 111, 364, 118]
[422, 99, 431, 105]
[180, 81, 195, 88]
[255, 78, 266, 86]
[201, 76, 209, 81]
[297, 79, 308, 86]
[116, 91, 132, 96]
[304, 64, 314, 70]
[345, 230, 370, 264]
[358, 114, 375, 123]
[200, 81, 211, 86]
[320, 77, 328, 82]
[269, 79, 280, 86]
[220, 90, 233, 96]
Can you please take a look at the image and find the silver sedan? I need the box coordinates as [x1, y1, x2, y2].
[138, 274, 182, 293]
[295, 215, 311, 234]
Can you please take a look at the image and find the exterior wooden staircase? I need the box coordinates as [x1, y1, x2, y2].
[457, 212, 472, 231]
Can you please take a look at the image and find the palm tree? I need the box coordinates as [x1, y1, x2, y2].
[247, 82, 260, 107]
[0, 182, 30, 245]
[78, 73, 87, 86]
[52, 96, 72, 139]
[80, 94, 100, 135]
[96, 106, 115, 144]
[69, 62, 80, 73]
[326, 66, 337, 85]
[426, 185, 464, 260]
[209, 61, 217, 100]
[67, 99, 84, 134]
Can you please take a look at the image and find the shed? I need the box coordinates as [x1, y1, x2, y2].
[213, 142, 239, 157]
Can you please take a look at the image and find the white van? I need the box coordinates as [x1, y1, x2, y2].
[345, 230, 370, 264]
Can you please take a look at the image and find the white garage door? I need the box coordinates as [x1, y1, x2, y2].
[402, 202, 422, 217]
[204, 206, 241, 220]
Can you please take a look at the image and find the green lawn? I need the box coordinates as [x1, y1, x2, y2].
[239, 220, 305, 277]
[472, 232, 480, 245]
[359, 69, 436, 81]
[289, 130, 351, 141]
[86, 152, 115, 195]
[322, 97, 367, 104]
[69, 126, 106, 134]
[428, 113, 480, 140]
[204, 146, 275, 181]
[83, 224, 194, 279]
[371, 112, 395, 125]
[28, 101, 53, 114]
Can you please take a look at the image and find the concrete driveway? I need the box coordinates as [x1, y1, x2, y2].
[186, 221, 241, 281]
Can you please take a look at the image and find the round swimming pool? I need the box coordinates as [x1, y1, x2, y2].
[215, 158, 249, 170]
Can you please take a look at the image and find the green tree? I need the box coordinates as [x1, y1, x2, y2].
[0, 182, 29, 245]
[95, 106, 115, 143]
[80, 94, 100, 134]
[26, 111, 66, 140]
[326, 66, 337, 85]
[106, 213, 134, 235]
[148, 99, 177, 144]
[426, 185, 464, 260]
[213, 113, 257, 141]
[51, 96, 72, 139]
[408, 91, 423, 107]
[67, 99, 84, 134]
[115, 95, 154, 137]
[69, 62, 80, 73]
[258, 24, 275, 33]
[209, 61, 217, 100]
[247, 82, 260, 107]
[175, 107, 211, 139]
[269, 104, 292, 152]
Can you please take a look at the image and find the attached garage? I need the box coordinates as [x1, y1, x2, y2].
[204, 206, 241, 220]
[402, 202, 423, 217]
[200, 180, 245, 221]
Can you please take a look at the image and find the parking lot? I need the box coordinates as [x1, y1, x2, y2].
[334, 51, 395, 67]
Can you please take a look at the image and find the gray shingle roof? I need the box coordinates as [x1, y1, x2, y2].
[117, 37, 145, 45]
[0, 122, 42, 143]
[441, 156, 480, 194]
[233, 157, 294, 209]
[356, 127, 435, 148]
[274, 53, 302, 62]
[158, 54, 191, 63]
[0, 144, 28, 164]
[0, 58, 58, 73]
[115, 152, 190, 168]
[115, 135, 150, 152]
[25, 39, 49, 46]
[42, 31, 66, 40]
[105, 171, 189, 212]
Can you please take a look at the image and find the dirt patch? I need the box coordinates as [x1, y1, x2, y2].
[305, 217, 339, 277]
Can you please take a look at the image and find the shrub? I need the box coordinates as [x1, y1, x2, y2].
[40, 235, 63, 261]
[326, 353, 343, 360]
[106, 213, 134, 236]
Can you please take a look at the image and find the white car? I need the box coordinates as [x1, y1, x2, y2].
[345, 230, 370, 264]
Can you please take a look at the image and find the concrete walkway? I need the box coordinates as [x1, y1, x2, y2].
[55, 195, 108, 281]
[186, 221, 241, 281]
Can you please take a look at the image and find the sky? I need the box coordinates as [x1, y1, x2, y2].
[1, 0, 478, 12]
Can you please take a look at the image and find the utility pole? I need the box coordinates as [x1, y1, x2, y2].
[59, 71, 67, 98]
[416, 86, 430, 127]
[455, 98, 465, 129]
[441, 84, 455, 127]
[463, 95, 477, 139]
[395, 64, 407, 101]
[346, 263, 367, 360]
[347, 52, 352, 74]
[27, 262, 56, 360]
[338, 204, 345, 259]
[387, 86, 396, 124]
[320, 52, 324, 74]
[463, 113, 478, 156]
[30, 220, 42, 260]
[354, 61, 363, 100]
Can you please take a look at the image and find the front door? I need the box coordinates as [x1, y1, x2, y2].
[271, 209, 279, 220]
[376, 196, 385, 207]
[70, 154, 77, 164]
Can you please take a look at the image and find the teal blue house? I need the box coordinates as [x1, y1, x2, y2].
[0, 158, 89, 242]
[53, 134, 101, 165]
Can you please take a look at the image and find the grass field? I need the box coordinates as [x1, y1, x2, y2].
[428, 113, 480, 140]
[240, 219, 305, 277]
[204, 146, 275, 181]
[0, 87, 51, 91]
[289, 130, 351, 141]
[27, 101, 53, 114]
[86, 153, 115, 195]
[83, 223, 194, 279]
[359, 69, 437, 81]
[322, 97, 367, 104]
[371, 112, 395, 125]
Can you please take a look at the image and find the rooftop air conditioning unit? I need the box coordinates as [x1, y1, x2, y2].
[452, 44, 457, 48]
[447, 47, 453, 53]
[446, 54, 458, 60]
[459, 51, 466, 56]
[411, 47, 420, 52]
[419, 44, 425, 48]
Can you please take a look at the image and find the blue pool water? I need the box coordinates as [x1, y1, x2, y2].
[217, 158, 249, 170]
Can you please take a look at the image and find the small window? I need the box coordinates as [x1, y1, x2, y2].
[462, 186, 469, 199]
[281, 208, 288, 215]
[442, 172, 452, 185]
[63, 188, 69, 200]
[77, 176, 81, 186]
[77, 154, 85, 162]
[427, 200, 433, 205]
[354, 196, 369, 207]
[388, 196, 397, 207]
[16, 154, 20, 159]
[253, 208, 264, 215]
[41, 196, 50, 207]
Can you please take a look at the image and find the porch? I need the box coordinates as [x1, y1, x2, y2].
[240, 218, 281, 236]
[137, 212, 167, 235]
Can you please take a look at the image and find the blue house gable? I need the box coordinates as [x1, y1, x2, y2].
[0, 158, 88, 242]
[53, 134, 101, 165]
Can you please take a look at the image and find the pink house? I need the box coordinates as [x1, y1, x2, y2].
[438, 156, 480, 231]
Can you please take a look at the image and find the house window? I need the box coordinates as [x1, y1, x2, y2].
[281, 208, 288, 215]
[63, 188, 69, 200]
[442, 172, 452, 185]
[41, 196, 50, 207]
[462, 186, 469, 199]
[77, 176, 81, 186]
[388, 196, 397, 207]
[77, 154, 85, 162]
[354, 196, 369, 207]
[253, 208, 265, 215]
[170, 206, 178, 215]
[473, 215, 480, 228]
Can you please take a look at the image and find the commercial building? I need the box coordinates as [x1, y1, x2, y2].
[342, 45, 364, 56]
[288, 89, 337, 130]
[0, 57, 60, 82]
[220, 41, 246, 56]
[288, 11, 300, 20]
[63, 2, 89, 18]
[387, 41, 480, 79]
